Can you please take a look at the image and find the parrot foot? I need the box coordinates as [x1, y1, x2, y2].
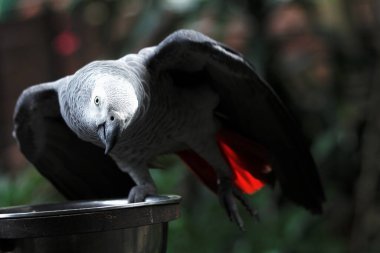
[218, 177, 259, 231]
[128, 183, 156, 203]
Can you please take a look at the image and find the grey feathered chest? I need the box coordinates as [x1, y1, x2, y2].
[110, 72, 219, 166]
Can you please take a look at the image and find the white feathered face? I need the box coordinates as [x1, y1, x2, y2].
[63, 60, 143, 154]
[88, 74, 139, 127]
[86, 73, 139, 154]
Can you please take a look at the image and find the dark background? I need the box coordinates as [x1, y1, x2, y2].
[0, 0, 379, 252]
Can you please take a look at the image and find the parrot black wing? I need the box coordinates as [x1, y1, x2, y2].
[13, 78, 135, 200]
[143, 29, 325, 213]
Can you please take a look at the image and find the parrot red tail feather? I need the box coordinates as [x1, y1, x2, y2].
[178, 128, 271, 194]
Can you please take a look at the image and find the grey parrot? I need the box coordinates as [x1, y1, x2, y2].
[13, 30, 325, 229]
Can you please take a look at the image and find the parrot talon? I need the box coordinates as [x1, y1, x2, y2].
[128, 184, 156, 203]
[233, 188, 260, 222]
[217, 177, 256, 231]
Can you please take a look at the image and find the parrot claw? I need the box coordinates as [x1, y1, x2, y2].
[218, 177, 259, 230]
[128, 183, 156, 203]
[234, 189, 260, 222]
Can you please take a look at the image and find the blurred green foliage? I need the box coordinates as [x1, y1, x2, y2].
[0, 167, 62, 207]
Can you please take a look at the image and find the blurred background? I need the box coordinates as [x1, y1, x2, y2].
[0, 0, 379, 252]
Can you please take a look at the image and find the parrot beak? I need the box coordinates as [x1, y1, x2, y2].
[97, 115, 121, 155]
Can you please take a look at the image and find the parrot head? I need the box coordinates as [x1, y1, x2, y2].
[63, 61, 142, 154]
[90, 73, 139, 154]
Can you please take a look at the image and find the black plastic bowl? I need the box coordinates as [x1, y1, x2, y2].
[0, 195, 181, 253]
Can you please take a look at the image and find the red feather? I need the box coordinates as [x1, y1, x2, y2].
[178, 128, 270, 194]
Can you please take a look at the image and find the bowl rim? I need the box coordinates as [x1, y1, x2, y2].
[0, 195, 181, 219]
[0, 195, 181, 239]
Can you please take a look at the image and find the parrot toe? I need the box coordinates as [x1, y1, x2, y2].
[128, 184, 156, 203]
[218, 177, 259, 230]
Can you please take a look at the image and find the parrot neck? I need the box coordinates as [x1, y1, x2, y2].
[122, 62, 151, 127]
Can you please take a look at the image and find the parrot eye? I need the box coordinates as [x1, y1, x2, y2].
[94, 96, 100, 106]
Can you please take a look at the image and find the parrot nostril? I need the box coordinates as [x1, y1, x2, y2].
[110, 116, 115, 121]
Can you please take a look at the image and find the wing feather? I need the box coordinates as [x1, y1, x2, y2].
[13, 79, 135, 200]
[143, 29, 325, 213]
